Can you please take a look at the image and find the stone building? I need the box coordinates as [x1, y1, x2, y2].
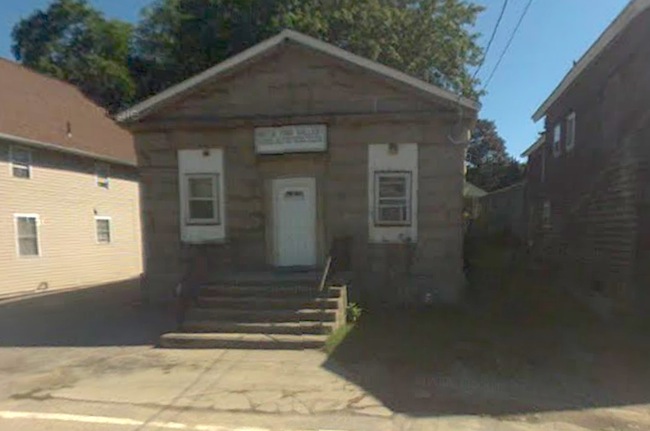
[118, 30, 478, 306]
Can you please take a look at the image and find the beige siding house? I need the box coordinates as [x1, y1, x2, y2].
[118, 30, 478, 306]
[0, 59, 142, 298]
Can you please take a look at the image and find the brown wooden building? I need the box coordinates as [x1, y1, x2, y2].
[524, 0, 650, 312]
[118, 30, 478, 305]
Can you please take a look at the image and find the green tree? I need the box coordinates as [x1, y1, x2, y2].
[12, 0, 135, 112]
[466, 119, 524, 192]
[275, 0, 483, 98]
[131, 0, 484, 101]
[131, 0, 289, 100]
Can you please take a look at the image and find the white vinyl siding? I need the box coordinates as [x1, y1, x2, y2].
[566, 112, 576, 151]
[95, 217, 112, 244]
[10, 146, 32, 179]
[374, 171, 412, 226]
[14, 214, 40, 257]
[0, 143, 142, 297]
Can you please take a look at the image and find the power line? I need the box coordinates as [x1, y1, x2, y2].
[472, 0, 510, 80]
[483, 0, 535, 91]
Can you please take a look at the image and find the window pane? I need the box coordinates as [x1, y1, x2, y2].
[379, 206, 407, 222]
[379, 177, 407, 198]
[378, 198, 408, 206]
[13, 166, 30, 178]
[19, 238, 38, 256]
[17, 217, 37, 237]
[189, 200, 215, 219]
[189, 178, 213, 198]
[12, 149, 30, 164]
[96, 220, 111, 243]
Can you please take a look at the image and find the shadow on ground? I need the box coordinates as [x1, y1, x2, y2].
[0, 281, 175, 347]
[323, 302, 650, 418]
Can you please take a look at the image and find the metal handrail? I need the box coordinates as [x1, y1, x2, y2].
[318, 256, 333, 292]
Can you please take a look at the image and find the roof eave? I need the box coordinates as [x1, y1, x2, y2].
[117, 29, 480, 124]
[0, 132, 136, 167]
[521, 135, 546, 158]
[532, 0, 650, 122]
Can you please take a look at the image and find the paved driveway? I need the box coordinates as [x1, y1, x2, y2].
[2, 282, 650, 430]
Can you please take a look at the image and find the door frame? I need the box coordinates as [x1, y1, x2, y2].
[271, 177, 317, 267]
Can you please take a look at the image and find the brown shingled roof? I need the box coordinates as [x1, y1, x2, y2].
[0, 58, 135, 165]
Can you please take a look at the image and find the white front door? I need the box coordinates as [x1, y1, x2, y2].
[273, 177, 317, 267]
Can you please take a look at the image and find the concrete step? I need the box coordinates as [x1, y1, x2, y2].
[181, 320, 336, 335]
[160, 332, 327, 349]
[187, 308, 338, 323]
[199, 285, 338, 298]
[197, 296, 339, 310]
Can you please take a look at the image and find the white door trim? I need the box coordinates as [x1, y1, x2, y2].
[272, 177, 317, 267]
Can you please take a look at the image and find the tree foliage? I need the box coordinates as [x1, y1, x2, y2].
[13, 0, 484, 108]
[466, 119, 524, 192]
[274, 0, 483, 98]
[130, 0, 290, 100]
[12, 0, 135, 112]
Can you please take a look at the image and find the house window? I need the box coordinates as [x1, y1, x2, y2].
[185, 174, 220, 225]
[10, 146, 31, 178]
[95, 217, 111, 244]
[96, 163, 110, 188]
[374, 171, 412, 226]
[566, 112, 576, 151]
[15, 215, 40, 257]
[542, 200, 551, 228]
[552, 123, 562, 157]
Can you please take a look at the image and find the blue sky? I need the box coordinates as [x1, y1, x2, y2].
[0, 0, 630, 158]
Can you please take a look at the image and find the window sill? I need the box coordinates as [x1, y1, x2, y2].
[181, 238, 228, 245]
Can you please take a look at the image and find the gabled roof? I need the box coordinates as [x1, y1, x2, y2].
[521, 133, 546, 158]
[0, 59, 135, 166]
[117, 29, 480, 123]
[532, 0, 650, 122]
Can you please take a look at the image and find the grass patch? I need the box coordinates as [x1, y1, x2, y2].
[324, 323, 354, 355]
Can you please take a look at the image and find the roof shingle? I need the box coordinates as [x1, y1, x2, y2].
[0, 58, 135, 165]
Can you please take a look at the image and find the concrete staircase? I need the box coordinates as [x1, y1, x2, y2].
[160, 276, 347, 350]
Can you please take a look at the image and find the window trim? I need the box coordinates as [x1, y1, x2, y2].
[95, 162, 110, 189]
[565, 112, 576, 151]
[373, 170, 413, 227]
[185, 173, 221, 226]
[10, 146, 32, 179]
[14, 214, 41, 258]
[94, 216, 112, 244]
[552, 123, 562, 157]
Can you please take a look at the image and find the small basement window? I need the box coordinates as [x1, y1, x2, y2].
[186, 174, 220, 225]
[15, 215, 40, 257]
[374, 171, 412, 226]
[96, 163, 110, 188]
[95, 217, 111, 244]
[566, 112, 576, 151]
[10, 146, 31, 178]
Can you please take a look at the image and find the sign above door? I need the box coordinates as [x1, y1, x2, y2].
[254, 124, 327, 154]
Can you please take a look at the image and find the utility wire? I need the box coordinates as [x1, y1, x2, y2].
[483, 0, 535, 91]
[472, 0, 510, 80]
